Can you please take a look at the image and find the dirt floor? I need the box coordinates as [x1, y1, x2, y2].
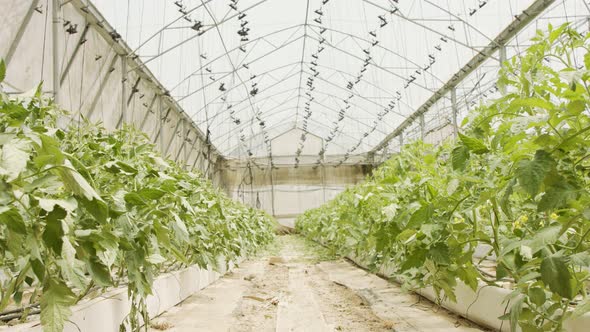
[149, 235, 487, 332]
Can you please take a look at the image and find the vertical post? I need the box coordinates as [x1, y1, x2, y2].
[269, 163, 276, 217]
[451, 88, 458, 138]
[191, 140, 202, 171]
[5, 0, 41, 66]
[183, 124, 191, 169]
[419, 113, 425, 141]
[499, 45, 507, 64]
[321, 138, 327, 204]
[398, 132, 404, 150]
[52, 0, 60, 104]
[158, 98, 164, 152]
[119, 55, 127, 128]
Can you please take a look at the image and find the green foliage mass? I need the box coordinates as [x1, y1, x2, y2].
[296, 24, 590, 331]
[0, 75, 275, 330]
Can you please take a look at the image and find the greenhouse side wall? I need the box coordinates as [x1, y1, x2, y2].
[0, 0, 223, 185]
[221, 161, 370, 227]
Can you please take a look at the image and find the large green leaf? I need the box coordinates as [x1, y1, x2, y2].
[451, 145, 469, 171]
[0, 138, 30, 182]
[514, 150, 554, 197]
[87, 257, 112, 287]
[40, 279, 77, 332]
[0, 206, 27, 234]
[137, 188, 166, 200]
[537, 180, 578, 212]
[510, 97, 555, 111]
[540, 256, 573, 299]
[458, 133, 489, 154]
[427, 243, 450, 265]
[406, 204, 433, 229]
[528, 287, 546, 307]
[56, 160, 101, 201]
[42, 207, 66, 254]
[34, 135, 65, 168]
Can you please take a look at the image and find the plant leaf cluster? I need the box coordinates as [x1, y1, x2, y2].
[0, 74, 275, 331]
[296, 24, 590, 331]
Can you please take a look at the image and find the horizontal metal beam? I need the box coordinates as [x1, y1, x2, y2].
[370, 0, 556, 153]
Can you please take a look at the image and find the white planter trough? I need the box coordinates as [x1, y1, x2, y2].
[2, 257, 242, 332]
[345, 254, 590, 332]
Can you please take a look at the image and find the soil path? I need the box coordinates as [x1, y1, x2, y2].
[149, 235, 486, 332]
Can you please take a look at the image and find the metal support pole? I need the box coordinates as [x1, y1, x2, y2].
[419, 114, 425, 140]
[52, 0, 60, 104]
[5, 0, 41, 66]
[399, 133, 404, 150]
[139, 94, 158, 131]
[60, 24, 90, 85]
[158, 100, 165, 151]
[174, 120, 189, 163]
[451, 88, 458, 138]
[191, 141, 203, 171]
[184, 126, 191, 168]
[164, 118, 183, 157]
[117, 55, 128, 129]
[185, 132, 200, 170]
[269, 164, 276, 217]
[86, 54, 119, 120]
[499, 45, 507, 64]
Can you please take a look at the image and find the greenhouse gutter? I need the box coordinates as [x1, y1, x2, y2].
[69, 0, 224, 160]
[370, 0, 557, 154]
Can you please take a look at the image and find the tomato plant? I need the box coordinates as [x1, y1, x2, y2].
[0, 63, 274, 331]
[297, 24, 590, 331]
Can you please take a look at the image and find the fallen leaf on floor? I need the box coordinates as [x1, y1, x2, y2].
[383, 320, 395, 329]
[243, 295, 266, 302]
[150, 320, 173, 330]
[244, 274, 256, 281]
[333, 280, 347, 288]
[269, 256, 286, 265]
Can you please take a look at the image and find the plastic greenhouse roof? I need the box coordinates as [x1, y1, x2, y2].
[89, 0, 588, 163]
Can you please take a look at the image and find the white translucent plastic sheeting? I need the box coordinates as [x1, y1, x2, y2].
[0, 0, 221, 179]
[88, 0, 588, 163]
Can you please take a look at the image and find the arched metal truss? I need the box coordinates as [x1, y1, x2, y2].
[89, 0, 587, 164]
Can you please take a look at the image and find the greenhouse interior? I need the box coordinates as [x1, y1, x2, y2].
[1, 0, 590, 331]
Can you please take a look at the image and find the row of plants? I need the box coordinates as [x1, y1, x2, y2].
[296, 24, 590, 331]
[0, 61, 275, 331]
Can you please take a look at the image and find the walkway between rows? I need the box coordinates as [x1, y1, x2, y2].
[149, 235, 487, 332]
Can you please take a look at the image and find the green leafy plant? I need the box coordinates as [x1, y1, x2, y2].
[0, 71, 274, 331]
[296, 24, 590, 331]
